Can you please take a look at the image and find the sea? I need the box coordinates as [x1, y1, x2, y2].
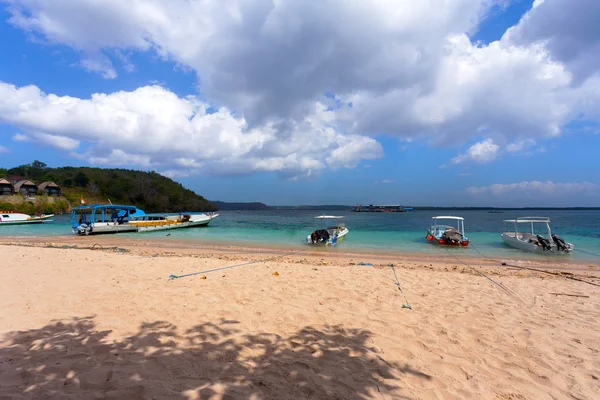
[2, 209, 600, 263]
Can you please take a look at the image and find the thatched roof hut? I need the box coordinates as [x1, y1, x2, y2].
[13, 180, 38, 196]
[38, 181, 61, 196]
[0, 178, 14, 195]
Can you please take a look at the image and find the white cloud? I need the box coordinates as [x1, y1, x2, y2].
[2, 0, 600, 167]
[504, 0, 600, 83]
[374, 179, 394, 184]
[0, 145, 9, 153]
[79, 55, 117, 79]
[0, 82, 382, 177]
[452, 138, 499, 164]
[36, 133, 80, 150]
[12, 133, 29, 141]
[11, 131, 79, 150]
[467, 181, 599, 196]
[506, 138, 536, 153]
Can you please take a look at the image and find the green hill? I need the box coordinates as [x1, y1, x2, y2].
[1, 161, 216, 213]
[209, 201, 270, 210]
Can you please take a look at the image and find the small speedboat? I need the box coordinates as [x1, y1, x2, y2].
[0, 211, 54, 225]
[307, 215, 348, 245]
[501, 217, 573, 253]
[426, 216, 469, 247]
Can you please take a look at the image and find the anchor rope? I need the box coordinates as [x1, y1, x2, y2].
[169, 249, 306, 280]
[442, 247, 515, 297]
[573, 248, 600, 258]
[469, 244, 600, 289]
[389, 263, 412, 310]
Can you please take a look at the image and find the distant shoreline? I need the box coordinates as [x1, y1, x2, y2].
[212, 202, 600, 211]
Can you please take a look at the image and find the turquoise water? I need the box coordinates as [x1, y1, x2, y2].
[2, 209, 600, 262]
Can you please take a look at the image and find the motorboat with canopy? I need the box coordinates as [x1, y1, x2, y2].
[501, 217, 573, 253]
[426, 216, 469, 247]
[307, 215, 349, 245]
[71, 204, 218, 235]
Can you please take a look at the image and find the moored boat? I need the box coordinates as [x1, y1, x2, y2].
[426, 216, 469, 247]
[0, 211, 54, 225]
[501, 217, 573, 253]
[71, 204, 218, 235]
[307, 215, 348, 245]
[130, 212, 218, 232]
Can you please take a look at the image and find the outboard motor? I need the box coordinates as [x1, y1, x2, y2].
[536, 235, 552, 251]
[552, 234, 567, 252]
[312, 229, 330, 243]
[310, 231, 318, 244]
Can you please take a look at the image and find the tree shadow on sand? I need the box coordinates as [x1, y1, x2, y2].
[0, 317, 431, 399]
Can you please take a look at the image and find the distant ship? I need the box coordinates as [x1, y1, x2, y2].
[352, 204, 413, 212]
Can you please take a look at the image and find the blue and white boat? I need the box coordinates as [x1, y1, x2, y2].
[307, 215, 349, 245]
[71, 204, 218, 235]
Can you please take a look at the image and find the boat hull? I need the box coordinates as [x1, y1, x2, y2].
[0, 219, 48, 225]
[501, 233, 573, 254]
[135, 216, 216, 232]
[74, 214, 218, 235]
[306, 227, 349, 245]
[426, 229, 469, 247]
[0, 213, 54, 225]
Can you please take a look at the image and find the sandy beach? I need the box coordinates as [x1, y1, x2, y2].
[1, 239, 599, 399]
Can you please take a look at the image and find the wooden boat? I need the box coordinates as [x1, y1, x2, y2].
[0, 211, 54, 225]
[71, 204, 218, 235]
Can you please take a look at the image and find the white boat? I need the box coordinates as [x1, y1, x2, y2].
[71, 204, 218, 235]
[0, 211, 54, 225]
[426, 216, 470, 247]
[307, 215, 349, 245]
[501, 217, 573, 253]
[130, 213, 218, 232]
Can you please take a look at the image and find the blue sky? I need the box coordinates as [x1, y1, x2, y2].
[1, 0, 599, 206]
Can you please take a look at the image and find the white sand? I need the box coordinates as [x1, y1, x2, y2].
[0, 242, 599, 399]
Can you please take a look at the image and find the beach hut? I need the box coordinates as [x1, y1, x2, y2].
[0, 178, 15, 195]
[38, 181, 61, 196]
[13, 180, 38, 197]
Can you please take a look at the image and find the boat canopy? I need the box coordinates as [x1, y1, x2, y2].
[432, 216, 464, 221]
[71, 204, 146, 228]
[503, 216, 552, 237]
[503, 217, 550, 223]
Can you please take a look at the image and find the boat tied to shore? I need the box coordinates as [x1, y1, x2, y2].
[307, 215, 349, 246]
[0, 211, 54, 225]
[501, 217, 573, 253]
[426, 216, 470, 247]
[71, 204, 218, 235]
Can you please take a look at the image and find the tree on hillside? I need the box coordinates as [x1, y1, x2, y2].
[31, 160, 47, 169]
[74, 171, 89, 187]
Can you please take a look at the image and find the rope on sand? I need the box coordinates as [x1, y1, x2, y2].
[168, 249, 306, 280]
[469, 244, 600, 289]
[388, 264, 412, 310]
[442, 247, 515, 297]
